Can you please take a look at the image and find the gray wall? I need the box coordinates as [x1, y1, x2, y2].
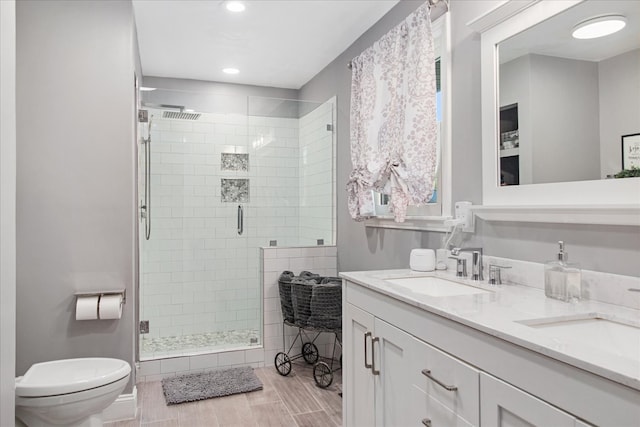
[301, 0, 640, 277]
[501, 54, 601, 184]
[16, 0, 138, 392]
[501, 49, 640, 182]
[530, 54, 600, 184]
[599, 48, 640, 176]
[1, 0, 16, 423]
[141, 76, 299, 116]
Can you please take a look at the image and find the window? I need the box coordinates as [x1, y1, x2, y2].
[369, 13, 451, 225]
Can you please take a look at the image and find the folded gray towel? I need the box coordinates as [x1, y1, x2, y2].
[299, 271, 320, 279]
[291, 277, 315, 285]
[279, 271, 295, 282]
[321, 277, 342, 285]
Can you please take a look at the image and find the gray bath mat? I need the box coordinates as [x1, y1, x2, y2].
[161, 366, 263, 405]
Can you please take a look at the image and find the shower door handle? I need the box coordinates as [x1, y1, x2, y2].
[237, 205, 244, 236]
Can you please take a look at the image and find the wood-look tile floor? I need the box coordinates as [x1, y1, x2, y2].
[105, 361, 342, 427]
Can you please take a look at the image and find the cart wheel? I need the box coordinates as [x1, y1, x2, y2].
[302, 342, 319, 364]
[275, 352, 292, 376]
[313, 361, 333, 388]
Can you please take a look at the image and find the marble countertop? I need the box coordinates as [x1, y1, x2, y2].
[340, 269, 640, 391]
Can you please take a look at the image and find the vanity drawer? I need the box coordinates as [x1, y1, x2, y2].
[410, 384, 474, 427]
[412, 336, 480, 425]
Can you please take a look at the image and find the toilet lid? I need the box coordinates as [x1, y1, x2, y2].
[15, 358, 131, 397]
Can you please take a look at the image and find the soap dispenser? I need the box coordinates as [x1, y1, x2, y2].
[544, 241, 581, 302]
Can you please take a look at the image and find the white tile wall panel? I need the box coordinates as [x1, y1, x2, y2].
[160, 356, 190, 374]
[189, 353, 219, 370]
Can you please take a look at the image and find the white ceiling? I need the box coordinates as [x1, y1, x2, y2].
[132, 0, 400, 89]
[500, 0, 640, 64]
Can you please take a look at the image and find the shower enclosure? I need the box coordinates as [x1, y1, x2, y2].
[137, 90, 335, 360]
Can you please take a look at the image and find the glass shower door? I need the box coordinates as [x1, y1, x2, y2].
[138, 94, 260, 360]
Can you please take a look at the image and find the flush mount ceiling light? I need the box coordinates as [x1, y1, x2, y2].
[222, 67, 240, 75]
[140, 87, 156, 91]
[225, 1, 245, 13]
[572, 15, 627, 39]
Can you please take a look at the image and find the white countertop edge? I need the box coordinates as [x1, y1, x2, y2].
[340, 269, 640, 391]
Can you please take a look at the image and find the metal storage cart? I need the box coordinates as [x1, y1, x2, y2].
[274, 271, 342, 388]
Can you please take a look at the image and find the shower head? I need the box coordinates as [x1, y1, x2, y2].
[162, 111, 201, 121]
[142, 103, 202, 121]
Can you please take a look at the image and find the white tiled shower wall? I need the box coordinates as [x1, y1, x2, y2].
[140, 100, 335, 349]
[136, 245, 338, 382]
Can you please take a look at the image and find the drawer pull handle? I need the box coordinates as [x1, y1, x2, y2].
[421, 369, 458, 391]
[422, 418, 432, 426]
[364, 332, 372, 369]
[371, 337, 380, 375]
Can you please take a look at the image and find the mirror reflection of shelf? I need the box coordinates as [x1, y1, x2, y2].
[499, 103, 519, 186]
[499, 108, 519, 150]
[500, 147, 519, 158]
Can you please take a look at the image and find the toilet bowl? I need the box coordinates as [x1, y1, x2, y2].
[15, 358, 131, 427]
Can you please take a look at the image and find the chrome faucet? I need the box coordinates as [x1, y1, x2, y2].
[451, 247, 483, 281]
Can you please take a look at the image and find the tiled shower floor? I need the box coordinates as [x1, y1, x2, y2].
[140, 329, 260, 360]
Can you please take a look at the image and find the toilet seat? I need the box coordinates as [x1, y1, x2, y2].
[15, 358, 131, 397]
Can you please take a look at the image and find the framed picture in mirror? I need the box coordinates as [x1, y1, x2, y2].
[622, 133, 640, 170]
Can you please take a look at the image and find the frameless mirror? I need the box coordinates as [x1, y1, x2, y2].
[497, 0, 640, 187]
[479, 0, 640, 210]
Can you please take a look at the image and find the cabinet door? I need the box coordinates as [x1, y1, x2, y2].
[374, 318, 424, 427]
[344, 303, 375, 427]
[480, 373, 577, 427]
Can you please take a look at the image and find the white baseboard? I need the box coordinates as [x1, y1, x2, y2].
[102, 386, 137, 422]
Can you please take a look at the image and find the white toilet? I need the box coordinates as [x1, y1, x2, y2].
[15, 358, 131, 427]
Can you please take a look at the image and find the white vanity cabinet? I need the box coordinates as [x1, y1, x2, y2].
[344, 301, 480, 426]
[342, 277, 640, 427]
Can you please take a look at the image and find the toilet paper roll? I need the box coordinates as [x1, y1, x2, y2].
[76, 295, 99, 320]
[99, 294, 123, 320]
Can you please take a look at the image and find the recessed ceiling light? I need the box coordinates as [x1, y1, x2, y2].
[226, 1, 245, 13]
[140, 87, 156, 91]
[572, 15, 627, 39]
[222, 67, 240, 75]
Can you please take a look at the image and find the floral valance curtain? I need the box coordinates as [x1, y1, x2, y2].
[347, 2, 438, 223]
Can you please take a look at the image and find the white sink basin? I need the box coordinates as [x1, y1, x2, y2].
[385, 276, 490, 297]
[517, 314, 640, 359]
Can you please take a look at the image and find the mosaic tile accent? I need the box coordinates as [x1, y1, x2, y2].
[221, 153, 249, 171]
[140, 329, 260, 358]
[221, 179, 249, 203]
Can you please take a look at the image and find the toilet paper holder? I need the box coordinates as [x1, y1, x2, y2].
[75, 290, 126, 304]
